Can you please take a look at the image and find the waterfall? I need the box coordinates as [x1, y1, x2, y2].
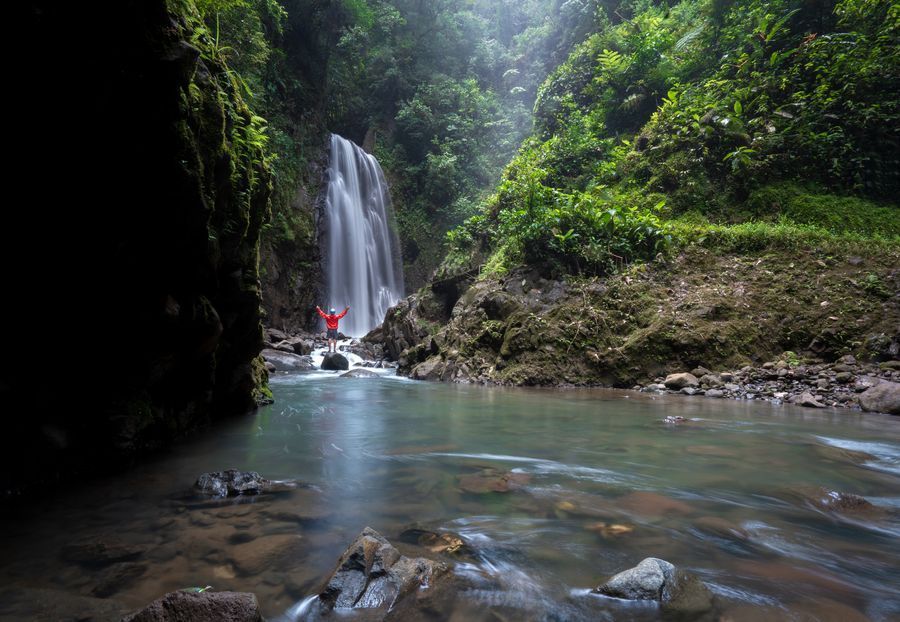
[324, 134, 405, 337]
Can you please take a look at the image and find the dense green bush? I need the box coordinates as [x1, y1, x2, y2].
[443, 0, 899, 279]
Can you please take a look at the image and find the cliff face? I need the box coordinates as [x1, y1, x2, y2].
[4, 0, 274, 495]
[384, 246, 900, 388]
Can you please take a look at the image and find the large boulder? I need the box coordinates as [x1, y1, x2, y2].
[261, 349, 315, 371]
[123, 590, 262, 622]
[195, 469, 270, 497]
[316, 527, 448, 615]
[594, 557, 713, 616]
[381, 296, 431, 361]
[859, 380, 900, 414]
[663, 373, 699, 390]
[322, 352, 350, 371]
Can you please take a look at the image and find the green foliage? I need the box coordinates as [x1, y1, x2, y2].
[746, 183, 900, 237]
[486, 150, 671, 275]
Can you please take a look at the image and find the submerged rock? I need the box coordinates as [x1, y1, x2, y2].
[0, 586, 128, 621]
[341, 368, 380, 378]
[91, 562, 147, 597]
[594, 557, 713, 616]
[322, 352, 350, 371]
[458, 468, 531, 493]
[123, 590, 262, 622]
[195, 469, 270, 497]
[799, 487, 878, 514]
[229, 534, 304, 576]
[859, 380, 900, 414]
[61, 537, 144, 567]
[398, 528, 470, 556]
[316, 527, 448, 615]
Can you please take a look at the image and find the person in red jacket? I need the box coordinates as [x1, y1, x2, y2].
[316, 305, 349, 353]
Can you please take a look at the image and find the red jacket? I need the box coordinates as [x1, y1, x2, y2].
[317, 307, 348, 330]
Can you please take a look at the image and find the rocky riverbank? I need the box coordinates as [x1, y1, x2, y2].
[639, 356, 900, 414]
[373, 246, 900, 415]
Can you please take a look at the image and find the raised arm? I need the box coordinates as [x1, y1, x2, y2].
[316, 306, 328, 319]
[337, 306, 349, 319]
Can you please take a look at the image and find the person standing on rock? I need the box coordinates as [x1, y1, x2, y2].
[316, 305, 349, 353]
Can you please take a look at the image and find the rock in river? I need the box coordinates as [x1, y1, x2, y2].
[315, 527, 448, 616]
[322, 352, 350, 371]
[261, 348, 314, 371]
[859, 380, 900, 414]
[594, 557, 713, 616]
[342, 368, 380, 378]
[123, 590, 262, 622]
[195, 469, 270, 497]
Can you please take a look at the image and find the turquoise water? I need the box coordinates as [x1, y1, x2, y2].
[1, 371, 899, 620]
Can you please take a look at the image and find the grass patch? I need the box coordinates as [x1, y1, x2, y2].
[670, 218, 900, 254]
[746, 183, 900, 237]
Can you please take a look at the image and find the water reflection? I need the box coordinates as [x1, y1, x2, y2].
[0, 375, 898, 621]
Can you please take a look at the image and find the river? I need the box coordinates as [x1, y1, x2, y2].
[1, 364, 899, 621]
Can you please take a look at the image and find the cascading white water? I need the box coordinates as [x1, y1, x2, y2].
[324, 134, 405, 337]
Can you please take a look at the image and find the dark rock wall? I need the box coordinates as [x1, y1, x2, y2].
[3, 1, 274, 495]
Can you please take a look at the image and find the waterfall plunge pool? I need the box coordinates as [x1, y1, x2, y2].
[1, 371, 899, 621]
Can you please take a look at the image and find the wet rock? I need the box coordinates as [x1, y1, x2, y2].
[123, 590, 262, 622]
[266, 328, 289, 342]
[584, 522, 635, 537]
[593, 557, 713, 616]
[791, 392, 825, 408]
[398, 528, 470, 556]
[61, 537, 144, 567]
[317, 527, 448, 614]
[322, 352, 350, 371]
[705, 389, 724, 398]
[834, 371, 854, 383]
[663, 415, 689, 425]
[691, 366, 712, 378]
[458, 468, 531, 493]
[195, 469, 270, 497]
[681, 387, 700, 396]
[859, 380, 900, 414]
[341, 368, 380, 378]
[664, 373, 699, 390]
[230, 534, 305, 576]
[261, 349, 314, 371]
[411, 356, 445, 380]
[796, 487, 879, 514]
[91, 562, 147, 597]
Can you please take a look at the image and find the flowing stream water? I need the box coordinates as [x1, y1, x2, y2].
[1, 360, 899, 621]
[324, 135, 404, 337]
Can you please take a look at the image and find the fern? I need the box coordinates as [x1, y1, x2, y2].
[674, 22, 706, 52]
[597, 49, 628, 75]
[621, 92, 646, 111]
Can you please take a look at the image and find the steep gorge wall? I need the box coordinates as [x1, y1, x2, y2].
[3, 0, 275, 495]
